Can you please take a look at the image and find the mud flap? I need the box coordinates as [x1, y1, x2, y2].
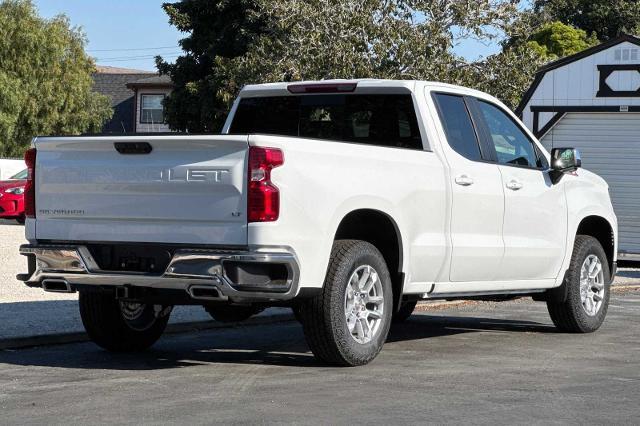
[532, 271, 569, 303]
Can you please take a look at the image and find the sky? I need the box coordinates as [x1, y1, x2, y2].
[34, 0, 183, 72]
[33, 0, 500, 72]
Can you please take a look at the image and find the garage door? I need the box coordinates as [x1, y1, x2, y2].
[541, 112, 640, 254]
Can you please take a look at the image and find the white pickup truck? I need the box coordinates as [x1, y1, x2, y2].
[19, 80, 617, 366]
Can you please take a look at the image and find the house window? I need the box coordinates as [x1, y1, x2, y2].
[140, 94, 165, 124]
[614, 48, 638, 61]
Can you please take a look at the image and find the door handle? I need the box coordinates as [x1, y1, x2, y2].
[455, 175, 474, 186]
[506, 180, 523, 191]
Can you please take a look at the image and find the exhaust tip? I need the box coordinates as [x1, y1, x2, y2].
[187, 285, 224, 301]
[42, 279, 74, 293]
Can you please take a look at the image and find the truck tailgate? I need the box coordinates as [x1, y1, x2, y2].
[33, 135, 249, 246]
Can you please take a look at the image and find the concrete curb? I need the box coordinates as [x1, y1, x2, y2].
[2, 286, 638, 351]
[0, 302, 471, 351]
[0, 312, 295, 351]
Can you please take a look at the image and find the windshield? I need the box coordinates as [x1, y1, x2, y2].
[229, 94, 423, 150]
[9, 169, 27, 180]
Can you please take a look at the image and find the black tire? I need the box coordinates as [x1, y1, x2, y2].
[15, 216, 25, 224]
[205, 305, 263, 323]
[291, 304, 303, 323]
[299, 240, 393, 366]
[393, 300, 417, 323]
[79, 291, 171, 352]
[547, 235, 611, 333]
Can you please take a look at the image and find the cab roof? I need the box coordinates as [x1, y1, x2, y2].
[239, 79, 487, 98]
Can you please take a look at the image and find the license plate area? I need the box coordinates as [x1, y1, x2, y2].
[86, 244, 173, 274]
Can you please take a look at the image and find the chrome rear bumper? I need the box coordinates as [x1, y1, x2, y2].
[18, 244, 300, 302]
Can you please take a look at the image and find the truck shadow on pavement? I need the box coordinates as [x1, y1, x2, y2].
[0, 314, 556, 370]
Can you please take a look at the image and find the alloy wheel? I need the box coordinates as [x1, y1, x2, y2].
[580, 254, 605, 317]
[344, 265, 385, 344]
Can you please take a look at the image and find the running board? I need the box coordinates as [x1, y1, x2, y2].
[417, 289, 546, 300]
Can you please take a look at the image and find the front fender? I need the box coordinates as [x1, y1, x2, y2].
[555, 170, 618, 286]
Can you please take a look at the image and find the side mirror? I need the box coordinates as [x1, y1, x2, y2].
[550, 148, 581, 184]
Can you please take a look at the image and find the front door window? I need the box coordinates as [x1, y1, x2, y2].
[476, 100, 541, 168]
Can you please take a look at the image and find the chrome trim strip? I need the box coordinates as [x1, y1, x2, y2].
[19, 244, 300, 302]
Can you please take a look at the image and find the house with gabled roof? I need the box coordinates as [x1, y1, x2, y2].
[92, 65, 173, 133]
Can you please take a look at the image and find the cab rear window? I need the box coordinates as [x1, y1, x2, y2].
[229, 94, 423, 150]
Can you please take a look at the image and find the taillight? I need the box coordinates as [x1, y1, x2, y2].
[24, 148, 36, 218]
[248, 146, 284, 222]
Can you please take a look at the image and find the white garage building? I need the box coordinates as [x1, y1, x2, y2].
[518, 34, 640, 259]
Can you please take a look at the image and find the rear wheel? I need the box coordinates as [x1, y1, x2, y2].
[299, 240, 393, 366]
[547, 235, 611, 333]
[15, 216, 25, 224]
[79, 291, 172, 352]
[204, 305, 264, 323]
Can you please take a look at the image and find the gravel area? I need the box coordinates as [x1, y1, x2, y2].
[0, 220, 75, 303]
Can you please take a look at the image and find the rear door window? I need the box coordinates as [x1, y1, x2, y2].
[229, 94, 424, 150]
[433, 94, 482, 161]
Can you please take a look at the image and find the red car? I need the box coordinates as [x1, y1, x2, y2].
[0, 169, 27, 223]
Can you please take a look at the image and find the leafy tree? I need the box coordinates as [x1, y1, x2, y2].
[156, 0, 272, 132]
[526, 21, 598, 60]
[158, 0, 524, 131]
[470, 44, 545, 111]
[534, 0, 640, 41]
[0, 0, 112, 157]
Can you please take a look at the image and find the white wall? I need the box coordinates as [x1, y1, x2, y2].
[135, 88, 172, 133]
[0, 159, 25, 180]
[522, 41, 640, 132]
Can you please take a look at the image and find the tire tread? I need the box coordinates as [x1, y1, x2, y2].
[300, 240, 392, 366]
[79, 291, 169, 352]
[547, 235, 610, 333]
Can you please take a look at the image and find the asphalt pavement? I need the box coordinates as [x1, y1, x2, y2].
[1, 291, 638, 425]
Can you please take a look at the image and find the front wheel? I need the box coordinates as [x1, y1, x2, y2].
[547, 235, 611, 333]
[299, 240, 393, 366]
[79, 291, 172, 352]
